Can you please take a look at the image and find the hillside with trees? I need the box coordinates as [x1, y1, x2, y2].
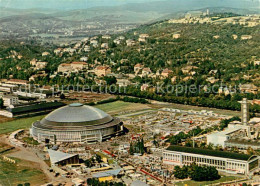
[0, 13, 259, 112]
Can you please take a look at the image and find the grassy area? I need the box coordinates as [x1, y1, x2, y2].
[0, 158, 47, 185]
[22, 137, 40, 145]
[175, 176, 241, 186]
[95, 101, 149, 114]
[0, 115, 44, 135]
[168, 103, 241, 117]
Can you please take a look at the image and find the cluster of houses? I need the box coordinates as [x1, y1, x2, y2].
[169, 13, 260, 27]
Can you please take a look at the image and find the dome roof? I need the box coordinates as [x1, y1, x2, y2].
[41, 103, 113, 125]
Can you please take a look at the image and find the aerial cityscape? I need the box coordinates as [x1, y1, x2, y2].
[0, 0, 259, 186]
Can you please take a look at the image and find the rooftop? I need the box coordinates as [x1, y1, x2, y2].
[48, 149, 77, 164]
[92, 169, 121, 178]
[43, 103, 113, 124]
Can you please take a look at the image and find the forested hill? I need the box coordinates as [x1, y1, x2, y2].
[0, 17, 259, 85]
[113, 21, 260, 85]
[0, 15, 259, 113]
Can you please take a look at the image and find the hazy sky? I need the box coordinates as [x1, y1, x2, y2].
[0, 0, 259, 10]
[0, 0, 161, 9]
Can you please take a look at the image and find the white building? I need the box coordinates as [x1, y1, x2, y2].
[163, 146, 259, 175]
[2, 95, 19, 107]
[207, 124, 249, 147]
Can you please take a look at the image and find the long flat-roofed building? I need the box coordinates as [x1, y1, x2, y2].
[163, 146, 259, 175]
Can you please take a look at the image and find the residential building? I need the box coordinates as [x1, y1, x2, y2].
[102, 35, 111, 40]
[254, 61, 260, 66]
[240, 84, 258, 94]
[6, 79, 28, 86]
[139, 34, 149, 39]
[42, 52, 50, 56]
[206, 77, 219, 84]
[101, 43, 109, 49]
[232, 34, 238, 40]
[181, 66, 198, 74]
[95, 66, 112, 77]
[80, 57, 88, 62]
[171, 76, 177, 83]
[173, 34, 181, 39]
[141, 84, 150, 91]
[117, 79, 131, 87]
[161, 68, 173, 78]
[126, 39, 136, 46]
[58, 63, 72, 73]
[29, 74, 47, 82]
[142, 68, 152, 76]
[54, 48, 63, 55]
[241, 35, 252, 40]
[71, 62, 87, 71]
[134, 64, 144, 73]
[30, 59, 37, 66]
[35, 62, 48, 70]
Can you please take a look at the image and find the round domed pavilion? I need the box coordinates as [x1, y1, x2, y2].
[30, 103, 123, 143]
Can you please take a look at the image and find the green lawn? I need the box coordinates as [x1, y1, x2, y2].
[0, 115, 44, 135]
[175, 176, 242, 186]
[0, 158, 47, 185]
[95, 101, 149, 114]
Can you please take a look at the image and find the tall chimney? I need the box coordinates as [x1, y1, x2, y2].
[240, 98, 249, 126]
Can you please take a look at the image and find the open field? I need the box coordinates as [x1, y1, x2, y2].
[151, 101, 241, 117]
[95, 101, 151, 115]
[0, 115, 44, 135]
[0, 158, 47, 186]
[175, 176, 243, 186]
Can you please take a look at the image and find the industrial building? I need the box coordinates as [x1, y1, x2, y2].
[48, 149, 79, 166]
[92, 169, 122, 182]
[31, 103, 124, 143]
[163, 146, 259, 175]
[207, 124, 249, 147]
[0, 102, 65, 118]
[207, 98, 260, 149]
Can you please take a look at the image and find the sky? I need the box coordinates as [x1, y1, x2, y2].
[0, 0, 161, 9]
[0, 0, 259, 10]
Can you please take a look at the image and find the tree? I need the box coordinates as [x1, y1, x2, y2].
[84, 159, 93, 167]
[104, 76, 117, 85]
[87, 178, 93, 185]
[190, 165, 220, 181]
[60, 93, 65, 99]
[129, 142, 134, 155]
[173, 166, 189, 179]
[96, 154, 102, 163]
[0, 98, 3, 108]
[174, 164, 220, 181]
